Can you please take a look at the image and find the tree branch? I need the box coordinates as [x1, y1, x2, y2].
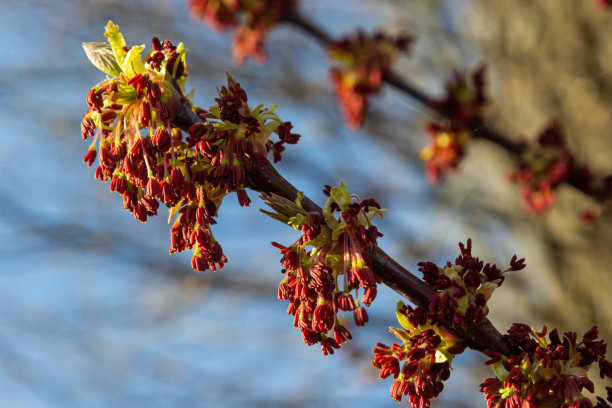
[284, 9, 612, 205]
[172, 96, 513, 356]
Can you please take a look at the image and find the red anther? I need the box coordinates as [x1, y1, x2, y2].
[170, 167, 184, 189]
[151, 36, 162, 51]
[191, 254, 208, 272]
[145, 177, 161, 198]
[236, 188, 251, 206]
[134, 203, 147, 222]
[354, 307, 369, 326]
[152, 128, 171, 152]
[86, 88, 103, 111]
[312, 303, 334, 333]
[81, 117, 95, 140]
[127, 73, 143, 85]
[82, 149, 97, 167]
[139, 100, 151, 127]
[333, 324, 352, 344]
[99, 145, 116, 167]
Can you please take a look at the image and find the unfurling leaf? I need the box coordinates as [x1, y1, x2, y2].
[82, 42, 122, 77]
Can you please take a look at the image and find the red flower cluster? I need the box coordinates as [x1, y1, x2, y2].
[418, 239, 526, 331]
[597, 0, 612, 8]
[188, 74, 300, 208]
[82, 33, 230, 272]
[481, 324, 612, 408]
[82, 37, 186, 223]
[187, 0, 297, 63]
[420, 67, 487, 183]
[328, 31, 413, 130]
[510, 121, 592, 215]
[265, 182, 385, 355]
[83, 23, 299, 273]
[373, 239, 520, 407]
[372, 302, 463, 408]
[419, 122, 471, 183]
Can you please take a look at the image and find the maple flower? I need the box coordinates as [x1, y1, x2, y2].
[328, 30, 413, 130]
[481, 324, 612, 408]
[372, 301, 462, 408]
[419, 66, 487, 184]
[82, 21, 189, 220]
[418, 238, 525, 331]
[187, 0, 297, 63]
[263, 182, 386, 355]
[373, 239, 523, 407]
[419, 122, 471, 184]
[189, 73, 301, 207]
[82, 22, 299, 273]
[510, 121, 592, 215]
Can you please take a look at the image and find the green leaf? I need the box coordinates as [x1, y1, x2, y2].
[288, 214, 307, 230]
[434, 349, 450, 364]
[122, 44, 146, 77]
[104, 21, 127, 67]
[209, 105, 221, 119]
[82, 42, 122, 77]
[395, 301, 415, 332]
[492, 360, 509, 381]
[330, 180, 351, 210]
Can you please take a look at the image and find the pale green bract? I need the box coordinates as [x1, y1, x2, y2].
[82, 42, 122, 77]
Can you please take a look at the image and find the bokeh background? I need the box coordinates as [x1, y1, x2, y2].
[1, 0, 611, 407]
